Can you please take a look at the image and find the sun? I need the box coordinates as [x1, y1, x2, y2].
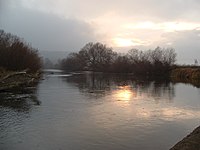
[112, 38, 134, 47]
[112, 37, 147, 47]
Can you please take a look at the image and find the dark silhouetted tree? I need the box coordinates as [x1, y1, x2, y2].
[61, 52, 85, 71]
[0, 30, 42, 72]
[78, 42, 116, 71]
[60, 42, 177, 76]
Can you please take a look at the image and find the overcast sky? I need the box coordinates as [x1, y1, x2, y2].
[1, 0, 200, 63]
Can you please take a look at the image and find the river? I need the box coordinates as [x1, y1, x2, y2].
[0, 70, 200, 150]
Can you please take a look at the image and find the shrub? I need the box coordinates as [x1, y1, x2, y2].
[60, 42, 177, 76]
[0, 30, 41, 72]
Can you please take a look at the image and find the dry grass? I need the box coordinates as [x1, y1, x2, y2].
[0, 67, 13, 78]
[0, 67, 41, 91]
[171, 67, 200, 80]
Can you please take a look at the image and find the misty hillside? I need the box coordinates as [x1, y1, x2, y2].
[39, 50, 69, 63]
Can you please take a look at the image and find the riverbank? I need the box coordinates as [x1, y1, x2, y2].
[171, 66, 200, 80]
[170, 67, 200, 149]
[170, 126, 200, 150]
[170, 67, 200, 88]
[0, 68, 41, 92]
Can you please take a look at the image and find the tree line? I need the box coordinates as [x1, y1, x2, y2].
[0, 30, 176, 75]
[60, 42, 177, 76]
[0, 30, 41, 72]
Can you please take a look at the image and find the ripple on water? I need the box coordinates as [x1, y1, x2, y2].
[1, 73, 200, 150]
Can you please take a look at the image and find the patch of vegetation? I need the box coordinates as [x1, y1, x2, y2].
[171, 67, 200, 80]
[60, 42, 177, 76]
[0, 30, 42, 72]
[0, 69, 40, 92]
[0, 30, 42, 91]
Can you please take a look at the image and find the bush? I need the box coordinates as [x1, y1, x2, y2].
[60, 42, 177, 76]
[0, 30, 41, 72]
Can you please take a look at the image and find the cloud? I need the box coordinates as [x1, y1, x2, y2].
[0, 0, 9, 13]
[151, 29, 200, 63]
[124, 22, 200, 32]
[9, 0, 200, 21]
[0, 2, 98, 51]
[1, 0, 200, 63]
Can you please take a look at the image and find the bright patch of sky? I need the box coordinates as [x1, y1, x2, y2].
[1, 0, 200, 63]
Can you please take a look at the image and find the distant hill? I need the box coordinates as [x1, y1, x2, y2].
[39, 50, 69, 64]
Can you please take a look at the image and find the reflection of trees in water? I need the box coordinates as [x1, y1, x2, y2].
[137, 80, 175, 102]
[0, 88, 41, 112]
[171, 78, 200, 88]
[65, 73, 175, 102]
[65, 73, 111, 98]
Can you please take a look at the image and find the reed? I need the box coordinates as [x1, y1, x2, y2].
[171, 67, 200, 80]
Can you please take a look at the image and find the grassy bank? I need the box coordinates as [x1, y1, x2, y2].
[171, 66, 200, 80]
[170, 67, 200, 87]
[0, 68, 41, 92]
[170, 67, 200, 149]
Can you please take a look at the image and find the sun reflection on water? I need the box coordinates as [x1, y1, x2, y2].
[114, 86, 136, 101]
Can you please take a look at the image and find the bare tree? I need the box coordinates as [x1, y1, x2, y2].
[79, 42, 116, 71]
[0, 30, 41, 72]
[61, 42, 177, 76]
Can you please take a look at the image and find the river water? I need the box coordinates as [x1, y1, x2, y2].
[0, 71, 200, 150]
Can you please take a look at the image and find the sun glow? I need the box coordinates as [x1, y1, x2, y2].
[117, 90, 132, 101]
[124, 21, 200, 32]
[112, 38, 134, 47]
[114, 86, 135, 101]
[112, 37, 146, 47]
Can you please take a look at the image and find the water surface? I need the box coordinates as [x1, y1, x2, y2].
[1, 71, 200, 150]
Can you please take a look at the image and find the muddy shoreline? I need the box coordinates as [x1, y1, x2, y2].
[170, 126, 200, 150]
[0, 71, 41, 92]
